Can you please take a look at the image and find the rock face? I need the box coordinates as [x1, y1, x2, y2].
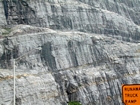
[1, 0, 140, 41]
[0, 0, 140, 105]
[0, 1, 7, 26]
[0, 25, 140, 105]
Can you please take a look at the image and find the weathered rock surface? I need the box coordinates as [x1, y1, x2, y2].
[0, 25, 140, 105]
[0, 0, 140, 105]
[1, 0, 140, 41]
[0, 1, 7, 27]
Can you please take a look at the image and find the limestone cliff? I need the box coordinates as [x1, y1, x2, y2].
[1, 0, 140, 41]
[0, 0, 140, 105]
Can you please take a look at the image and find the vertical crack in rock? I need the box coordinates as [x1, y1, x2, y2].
[68, 41, 78, 67]
[2, 0, 8, 20]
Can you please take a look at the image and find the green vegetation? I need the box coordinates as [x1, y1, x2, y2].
[2, 28, 11, 35]
[68, 101, 82, 105]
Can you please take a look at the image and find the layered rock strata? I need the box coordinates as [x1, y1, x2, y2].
[0, 0, 140, 105]
[0, 25, 140, 105]
[0, 0, 140, 42]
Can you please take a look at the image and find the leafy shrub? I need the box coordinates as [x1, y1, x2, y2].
[68, 101, 82, 105]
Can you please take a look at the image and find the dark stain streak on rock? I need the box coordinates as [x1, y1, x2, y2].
[41, 42, 56, 71]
